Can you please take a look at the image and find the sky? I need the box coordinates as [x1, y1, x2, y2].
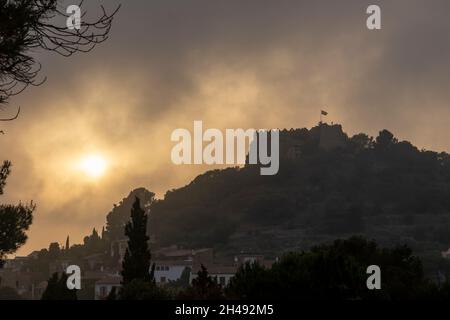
[1, 0, 450, 255]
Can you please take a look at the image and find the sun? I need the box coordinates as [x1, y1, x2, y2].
[79, 154, 107, 178]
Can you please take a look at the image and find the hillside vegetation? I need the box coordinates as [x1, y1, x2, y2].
[142, 124, 450, 258]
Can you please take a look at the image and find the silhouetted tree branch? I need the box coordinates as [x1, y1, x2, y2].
[0, 0, 120, 107]
[0, 106, 20, 122]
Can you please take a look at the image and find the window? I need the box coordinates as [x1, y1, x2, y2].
[100, 286, 107, 296]
[244, 257, 256, 264]
[165, 266, 169, 271]
[219, 276, 226, 286]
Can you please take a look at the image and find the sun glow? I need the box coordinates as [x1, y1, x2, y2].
[79, 154, 107, 178]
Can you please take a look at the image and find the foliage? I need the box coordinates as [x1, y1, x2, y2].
[0, 161, 34, 265]
[178, 265, 224, 300]
[119, 279, 170, 300]
[225, 262, 271, 300]
[0, 203, 34, 261]
[226, 236, 445, 300]
[121, 197, 153, 285]
[0, 161, 10, 194]
[41, 272, 77, 300]
[105, 188, 155, 241]
[118, 197, 166, 300]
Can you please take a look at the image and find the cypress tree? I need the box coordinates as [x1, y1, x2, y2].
[121, 197, 153, 285]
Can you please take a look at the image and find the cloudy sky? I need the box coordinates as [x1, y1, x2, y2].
[1, 0, 450, 255]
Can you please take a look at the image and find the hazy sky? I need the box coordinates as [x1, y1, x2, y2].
[1, 0, 450, 255]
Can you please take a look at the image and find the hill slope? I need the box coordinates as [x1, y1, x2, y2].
[145, 124, 450, 257]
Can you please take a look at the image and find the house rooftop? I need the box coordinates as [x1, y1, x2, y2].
[95, 275, 122, 285]
[192, 265, 237, 275]
[153, 259, 192, 267]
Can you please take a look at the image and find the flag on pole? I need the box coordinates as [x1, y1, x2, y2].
[321, 110, 328, 116]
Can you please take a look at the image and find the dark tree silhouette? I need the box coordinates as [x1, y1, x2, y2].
[41, 272, 77, 300]
[118, 197, 169, 300]
[119, 278, 169, 300]
[65, 235, 70, 251]
[0, 0, 120, 107]
[178, 265, 224, 300]
[226, 237, 443, 300]
[106, 286, 117, 300]
[121, 197, 153, 285]
[47, 242, 60, 259]
[0, 160, 34, 266]
[0, 161, 10, 192]
[375, 129, 397, 150]
[105, 188, 155, 242]
[225, 262, 271, 300]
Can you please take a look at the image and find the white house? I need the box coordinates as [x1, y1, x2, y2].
[153, 260, 192, 285]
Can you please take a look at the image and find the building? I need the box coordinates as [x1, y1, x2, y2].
[83, 253, 106, 271]
[48, 259, 72, 275]
[33, 281, 48, 300]
[0, 269, 45, 299]
[190, 265, 237, 287]
[2, 256, 28, 271]
[154, 260, 191, 285]
[234, 254, 265, 266]
[318, 123, 347, 150]
[94, 275, 122, 300]
[110, 238, 128, 262]
[441, 248, 450, 259]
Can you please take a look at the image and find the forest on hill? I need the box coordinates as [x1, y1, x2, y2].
[137, 124, 450, 261]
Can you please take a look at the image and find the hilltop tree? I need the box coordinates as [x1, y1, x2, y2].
[105, 188, 156, 241]
[47, 242, 61, 259]
[375, 129, 397, 150]
[121, 197, 153, 285]
[82, 227, 106, 253]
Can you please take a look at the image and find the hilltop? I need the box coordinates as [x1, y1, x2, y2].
[135, 123, 450, 260]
